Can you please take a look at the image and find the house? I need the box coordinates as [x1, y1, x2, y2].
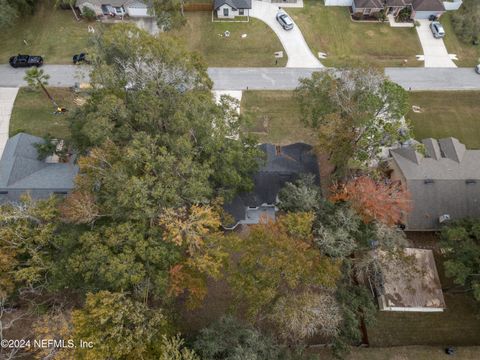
[76, 0, 152, 18]
[375, 248, 446, 312]
[223, 143, 320, 229]
[0, 133, 78, 203]
[389, 137, 480, 231]
[214, 0, 251, 19]
[351, 0, 446, 19]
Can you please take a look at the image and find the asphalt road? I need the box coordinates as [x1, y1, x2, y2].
[1, 65, 479, 91]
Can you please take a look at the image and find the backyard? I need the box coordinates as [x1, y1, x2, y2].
[167, 12, 287, 67]
[9, 88, 80, 140]
[289, 1, 422, 68]
[441, 13, 480, 67]
[0, 0, 97, 64]
[407, 91, 480, 149]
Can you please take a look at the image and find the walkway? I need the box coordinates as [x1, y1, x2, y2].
[415, 20, 457, 68]
[0, 87, 19, 158]
[250, 0, 322, 68]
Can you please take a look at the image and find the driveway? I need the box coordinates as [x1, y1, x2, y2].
[416, 20, 457, 68]
[250, 1, 322, 68]
[0, 87, 19, 158]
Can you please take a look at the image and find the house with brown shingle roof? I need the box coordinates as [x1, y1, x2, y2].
[352, 0, 446, 19]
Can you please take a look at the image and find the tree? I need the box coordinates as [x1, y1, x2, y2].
[155, 335, 199, 360]
[224, 213, 340, 320]
[70, 24, 260, 221]
[295, 69, 410, 173]
[330, 176, 411, 226]
[59, 191, 100, 225]
[277, 174, 321, 213]
[440, 218, 480, 301]
[0, 195, 60, 297]
[0, 0, 17, 29]
[269, 290, 342, 343]
[152, 0, 186, 31]
[193, 316, 284, 360]
[72, 291, 168, 360]
[24, 68, 58, 107]
[452, 0, 480, 44]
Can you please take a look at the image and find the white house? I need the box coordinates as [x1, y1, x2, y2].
[76, 0, 152, 18]
[214, 0, 252, 19]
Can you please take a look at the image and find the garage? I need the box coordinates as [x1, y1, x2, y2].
[126, 2, 150, 17]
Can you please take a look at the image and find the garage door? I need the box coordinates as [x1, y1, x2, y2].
[127, 6, 149, 17]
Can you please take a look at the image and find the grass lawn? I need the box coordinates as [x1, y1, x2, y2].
[0, 0, 97, 64]
[289, 1, 422, 68]
[241, 91, 316, 144]
[407, 91, 480, 149]
[441, 13, 480, 67]
[9, 88, 79, 140]
[167, 12, 287, 67]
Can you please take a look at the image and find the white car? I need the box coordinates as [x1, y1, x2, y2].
[430, 21, 445, 38]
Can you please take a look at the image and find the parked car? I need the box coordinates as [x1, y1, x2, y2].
[430, 21, 445, 38]
[73, 53, 90, 65]
[276, 12, 294, 31]
[9, 54, 43, 68]
[101, 4, 116, 16]
[475, 64, 480, 75]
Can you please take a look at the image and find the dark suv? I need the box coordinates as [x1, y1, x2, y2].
[9, 54, 43, 68]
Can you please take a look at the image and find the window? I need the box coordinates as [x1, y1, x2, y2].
[239, 9, 244, 15]
[223, 8, 229, 16]
[0, 191, 8, 194]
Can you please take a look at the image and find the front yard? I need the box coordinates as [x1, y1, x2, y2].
[289, 1, 422, 68]
[407, 91, 480, 149]
[167, 12, 287, 67]
[0, 0, 97, 64]
[240, 91, 315, 144]
[9, 88, 79, 140]
[441, 13, 480, 67]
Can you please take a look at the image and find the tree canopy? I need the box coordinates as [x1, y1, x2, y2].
[295, 69, 410, 174]
[452, 0, 480, 44]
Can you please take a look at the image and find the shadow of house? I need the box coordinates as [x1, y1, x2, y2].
[223, 142, 320, 229]
[0, 133, 78, 203]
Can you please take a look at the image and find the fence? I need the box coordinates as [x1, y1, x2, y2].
[184, 3, 213, 12]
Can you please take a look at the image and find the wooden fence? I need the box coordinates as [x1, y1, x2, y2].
[184, 3, 213, 12]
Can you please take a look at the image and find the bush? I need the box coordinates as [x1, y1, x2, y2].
[452, 0, 480, 45]
[82, 6, 96, 21]
[397, 7, 412, 22]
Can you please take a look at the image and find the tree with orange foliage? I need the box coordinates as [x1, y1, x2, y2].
[330, 176, 411, 226]
[59, 191, 100, 225]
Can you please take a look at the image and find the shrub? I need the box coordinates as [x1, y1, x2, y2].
[82, 6, 96, 21]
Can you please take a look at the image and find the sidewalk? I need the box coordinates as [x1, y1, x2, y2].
[0, 87, 19, 158]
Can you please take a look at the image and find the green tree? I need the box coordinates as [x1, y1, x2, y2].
[153, 0, 186, 31]
[72, 291, 168, 359]
[295, 68, 410, 174]
[194, 316, 284, 360]
[24, 68, 58, 107]
[277, 174, 320, 213]
[0, 0, 17, 28]
[225, 213, 340, 320]
[155, 335, 199, 360]
[452, 0, 480, 44]
[440, 218, 480, 301]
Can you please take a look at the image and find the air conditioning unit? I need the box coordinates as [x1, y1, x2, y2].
[439, 214, 451, 224]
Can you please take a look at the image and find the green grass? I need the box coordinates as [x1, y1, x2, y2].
[0, 0, 97, 64]
[9, 88, 79, 140]
[407, 91, 480, 149]
[289, 1, 422, 68]
[167, 12, 287, 67]
[240, 91, 316, 144]
[441, 13, 480, 67]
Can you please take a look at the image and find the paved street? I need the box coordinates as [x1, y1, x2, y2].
[1, 65, 480, 91]
[385, 68, 480, 91]
[0, 65, 90, 88]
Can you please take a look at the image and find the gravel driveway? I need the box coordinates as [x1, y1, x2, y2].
[250, 1, 322, 68]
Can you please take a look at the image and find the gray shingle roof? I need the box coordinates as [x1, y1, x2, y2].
[390, 138, 480, 230]
[412, 0, 445, 12]
[214, 0, 252, 10]
[224, 143, 320, 226]
[0, 133, 78, 202]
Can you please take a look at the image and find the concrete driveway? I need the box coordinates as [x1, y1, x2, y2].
[416, 20, 457, 68]
[0, 87, 19, 158]
[250, 1, 322, 68]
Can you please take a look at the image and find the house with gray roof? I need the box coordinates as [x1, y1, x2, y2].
[352, 0, 445, 19]
[223, 143, 320, 229]
[0, 133, 78, 203]
[389, 137, 480, 231]
[214, 0, 251, 19]
[76, 0, 152, 18]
